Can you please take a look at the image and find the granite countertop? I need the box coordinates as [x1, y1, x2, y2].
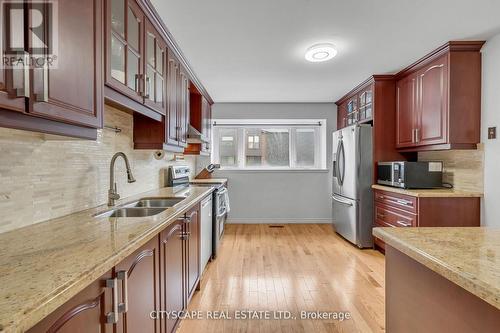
[372, 184, 483, 198]
[373, 227, 500, 310]
[190, 178, 228, 184]
[0, 186, 213, 333]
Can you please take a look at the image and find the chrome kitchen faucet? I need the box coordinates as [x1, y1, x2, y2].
[108, 152, 136, 206]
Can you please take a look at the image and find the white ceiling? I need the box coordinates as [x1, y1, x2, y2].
[151, 0, 500, 103]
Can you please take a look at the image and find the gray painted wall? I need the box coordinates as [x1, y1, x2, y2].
[210, 103, 336, 223]
[481, 34, 500, 227]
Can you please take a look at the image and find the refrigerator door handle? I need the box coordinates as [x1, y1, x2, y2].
[331, 194, 353, 206]
[338, 140, 346, 185]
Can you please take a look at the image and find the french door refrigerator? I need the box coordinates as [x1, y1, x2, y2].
[332, 124, 373, 248]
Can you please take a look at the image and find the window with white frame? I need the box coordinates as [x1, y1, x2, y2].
[212, 119, 327, 170]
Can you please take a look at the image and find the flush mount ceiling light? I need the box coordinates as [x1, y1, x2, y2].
[305, 43, 337, 62]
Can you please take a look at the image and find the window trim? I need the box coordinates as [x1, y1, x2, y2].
[212, 119, 327, 171]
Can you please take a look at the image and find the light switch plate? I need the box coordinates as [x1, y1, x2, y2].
[488, 127, 497, 139]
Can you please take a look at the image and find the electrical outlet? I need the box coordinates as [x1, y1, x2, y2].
[488, 127, 497, 139]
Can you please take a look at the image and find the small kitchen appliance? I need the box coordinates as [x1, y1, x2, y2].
[377, 161, 443, 189]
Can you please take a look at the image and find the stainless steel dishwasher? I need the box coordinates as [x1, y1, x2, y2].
[200, 195, 213, 273]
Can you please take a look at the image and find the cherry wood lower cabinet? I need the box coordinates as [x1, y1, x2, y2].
[114, 237, 160, 333]
[373, 189, 480, 252]
[27, 271, 113, 333]
[159, 219, 185, 333]
[28, 204, 201, 333]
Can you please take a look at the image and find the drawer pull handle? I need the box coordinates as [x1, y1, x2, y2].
[106, 278, 119, 324]
[377, 213, 386, 219]
[396, 220, 411, 227]
[117, 270, 128, 313]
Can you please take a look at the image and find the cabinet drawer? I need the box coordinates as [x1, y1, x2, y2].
[374, 190, 417, 213]
[375, 203, 417, 228]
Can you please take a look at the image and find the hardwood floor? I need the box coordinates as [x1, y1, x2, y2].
[178, 224, 385, 333]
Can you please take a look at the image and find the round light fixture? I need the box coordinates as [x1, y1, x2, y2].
[305, 43, 337, 62]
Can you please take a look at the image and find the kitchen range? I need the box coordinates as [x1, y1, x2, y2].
[166, 165, 230, 260]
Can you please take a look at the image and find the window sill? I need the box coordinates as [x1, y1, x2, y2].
[217, 168, 329, 173]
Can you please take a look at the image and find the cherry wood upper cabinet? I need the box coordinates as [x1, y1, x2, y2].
[178, 68, 190, 147]
[27, 271, 113, 333]
[417, 56, 448, 146]
[114, 236, 160, 333]
[0, 0, 102, 139]
[336, 101, 347, 130]
[166, 52, 180, 146]
[159, 220, 185, 333]
[105, 0, 144, 102]
[395, 41, 484, 152]
[396, 75, 417, 147]
[28, 0, 103, 129]
[336, 76, 408, 179]
[0, 29, 25, 114]
[335, 84, 373, 129]
[184, 85, 213, 155]
[144, 19, 166, 115]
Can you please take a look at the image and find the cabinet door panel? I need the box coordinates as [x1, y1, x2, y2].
[166, 53, 179, 146]
[178, 69, 189, 147]
[160, 220, 184, 333]
[115, 236, 160, 333]
[0, 3, 27, 113]
[336, 101, 347, 129]
[396, 76, 417, 147]
[28, 0, 103, 128]
[144, 19, 166, 114]
[27, 271, 113, 333]
[186, 206, 200, 299]
[105, 0, 144, 103]
[418, 56, 448, 146]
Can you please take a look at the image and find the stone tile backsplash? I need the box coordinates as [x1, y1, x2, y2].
[418, 144, 484, 193]
[0, 106, 195, 233]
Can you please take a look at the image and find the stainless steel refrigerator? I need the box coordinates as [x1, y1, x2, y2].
[332, 124, 373, 248]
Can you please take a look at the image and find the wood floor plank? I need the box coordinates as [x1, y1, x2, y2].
[177, 224, 385, 333]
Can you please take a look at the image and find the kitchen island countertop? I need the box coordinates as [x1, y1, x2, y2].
[373, 227, 500, 310]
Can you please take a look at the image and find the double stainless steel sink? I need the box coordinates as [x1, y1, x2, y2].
[94, 197, 185, 218]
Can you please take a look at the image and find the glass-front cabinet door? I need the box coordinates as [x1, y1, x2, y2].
[144, 19, 166, 114]
[106, 0, 144, 102]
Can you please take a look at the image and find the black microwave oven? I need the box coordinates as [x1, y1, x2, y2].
[377, 161, 443, 189]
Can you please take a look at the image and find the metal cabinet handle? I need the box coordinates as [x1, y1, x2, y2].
[395, 199, 412, 206]
[134, 74, 140, 93]
[106, 278, 119, 324]
[35, 62, 49, 102]
[117, 270, 128, 313]
[180, 231, 190, 240]
[377, 213, 386, 219]
[415, 128, 420, 143]
[396, 220, 411, 227]
[144, 76, 151, 99]
[179, 215, 191, 223]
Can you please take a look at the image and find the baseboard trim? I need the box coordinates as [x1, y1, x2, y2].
[226, 218, 332, 224]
